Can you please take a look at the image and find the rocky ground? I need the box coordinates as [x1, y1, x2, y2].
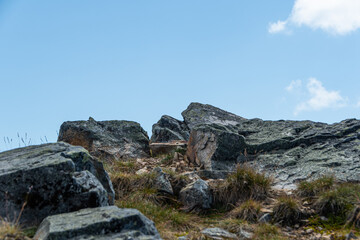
[1, 102, 360, 240]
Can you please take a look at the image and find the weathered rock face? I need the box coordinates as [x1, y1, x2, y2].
[181, 103, 360, 189]
[0, 143, 114, 226]
[181, 102, 246, 130]
[238, 118, 360, 189]
[151, 115, 190, 143]
[152, 167, 173, 195]
[34, 206, 161, 240]
[58, 117, 150, 161]
[179, 179, 212, 210]
[186, 124, 246, 172]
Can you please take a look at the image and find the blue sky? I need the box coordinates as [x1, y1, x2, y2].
[1, 0, 360, 151]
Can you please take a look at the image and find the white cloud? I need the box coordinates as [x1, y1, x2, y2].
[269, 0, 360, 35]
[293, 78, 347, 115]
[268, 21, 287, 34]
[286, 79, 302, 92]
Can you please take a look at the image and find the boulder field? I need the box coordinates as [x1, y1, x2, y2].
[2, 102, 360, 239]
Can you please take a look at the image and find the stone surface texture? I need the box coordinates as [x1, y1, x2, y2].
[0, 142, 114, 226]
[151, 115, 190, 143]
[34, 206, 161, 240]
[201, 227, 238, 240]
[155, 102, 360, 189]
[179, 179, 213, 210]
[58, 117, 150, 161]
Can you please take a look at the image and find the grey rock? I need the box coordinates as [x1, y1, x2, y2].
[0, 142, 114, 226]
[177, 236, 189, 240]
[186, 124, 246, 172]
[151, 115, 190, 143]
[179, 179, 212, 210]
[238, 228, 253, 240]
[181, 103, 360, 189]
[58, 117, 150, 161]
[201, 227, 237, 240]
[182, 102, 246, 130]
[152, 167, 173, 195]
[33, 206, 161, 240]
[258, 213, 272, 223]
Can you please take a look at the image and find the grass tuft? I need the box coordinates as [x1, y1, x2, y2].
[272, 196, 302, 226]
[230, 200, 261, 223]
[297, 175, 335, 198]
[213, 164, 272, 208]
[315, 183, 360, 221]
[252, 224, 287, 240]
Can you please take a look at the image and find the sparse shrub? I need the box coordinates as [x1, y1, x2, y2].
[161, 153, 173, 166]
[252, 224, 286, 240]
[272, 196, 302, 226]
[230, 200, 261, 223]
[315, 183, 360, 221]
[213, 164, 272, 208]
[297, 175, 335, 198]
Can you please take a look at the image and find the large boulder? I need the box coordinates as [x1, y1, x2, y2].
[179, 179, 213, 210]
[182, 103, 360, 189]
[0, 142, 114, 226]
[151, 115, 190, 143]
[34, 206, 161, 240]
[58, 117, 150, 161]
[186, 124, 246, 172]
[181, 102, 246, 130]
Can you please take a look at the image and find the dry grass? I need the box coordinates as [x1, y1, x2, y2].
[0, 220, 24, 239]
[272, 196, 302, 226]
[213, 164, 272, 208]
[229, 200, 261, 223]
[297, 175, 335, 198]
[252, 223, 287, 240]
[315, 183, 360, 219]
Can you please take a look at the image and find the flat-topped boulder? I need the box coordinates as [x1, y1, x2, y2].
[149, 140, 187, 156]
[58, 117, 150, 161]
[0, 142, 114, 226]
[34, 206, 161, 240]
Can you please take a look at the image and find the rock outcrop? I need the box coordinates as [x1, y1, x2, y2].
[153, 103, 360, 189]
[151, 115, 190, 143]
[181, 102, 246, 130]
[58, 117, 150, 161]
[0, 142, 114, 226]
[34, 206, 161, 240]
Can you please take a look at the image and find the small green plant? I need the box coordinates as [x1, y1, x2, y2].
[252, 224, 287, 240]
[161, 153, 173, 166]
[213, 164, 272, 208]
[297, 175, 335, 198]
[230, 199, 261, 223]
[272, 195, 302, 226]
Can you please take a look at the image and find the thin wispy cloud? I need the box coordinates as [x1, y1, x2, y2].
[268, 21, 287, 34]
[286, 78, 347, 115]
[286, 79, 302, 92]
[269, 0, 360, 35]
